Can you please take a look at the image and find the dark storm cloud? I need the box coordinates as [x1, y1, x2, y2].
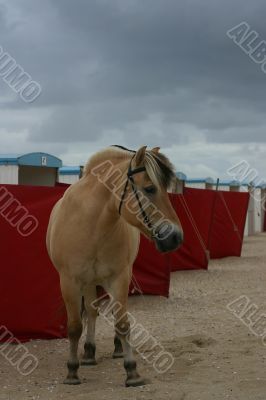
[1, 0, 266, 153]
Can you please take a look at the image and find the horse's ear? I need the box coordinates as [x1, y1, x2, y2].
[151, 147, 160, 154]
[134, 146, 147, 166]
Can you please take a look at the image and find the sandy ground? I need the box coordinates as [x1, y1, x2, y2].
[1, 233, 266, 400]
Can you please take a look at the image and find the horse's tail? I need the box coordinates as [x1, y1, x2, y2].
[80, 296, 86, 318]
[80, 289, 106, 323]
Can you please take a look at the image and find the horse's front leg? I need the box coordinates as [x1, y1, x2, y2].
[108, 274, 145, 387]
[60, 277, 83, 385]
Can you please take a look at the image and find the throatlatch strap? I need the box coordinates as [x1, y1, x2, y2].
[128, 176, 153, 229]
[118, 155, 152, 231]
[118, 156, 145, 215]
[119, 178, 129, 215]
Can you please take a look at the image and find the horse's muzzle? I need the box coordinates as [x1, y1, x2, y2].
[153, 224, 184, 253]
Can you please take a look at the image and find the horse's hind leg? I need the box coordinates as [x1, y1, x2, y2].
[61, 278, 83, 385]
[108, 275, 145, 387]
[113, 334, 123, 358]
[81, 286, 98, 366]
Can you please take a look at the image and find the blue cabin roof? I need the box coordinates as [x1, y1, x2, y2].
[0, 152, 62, 168]
[184, 178, 264, 188]
[59, 166, 81, 175]
[176, 171, 187, 181]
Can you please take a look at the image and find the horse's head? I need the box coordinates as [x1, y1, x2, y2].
[119, 146, 183, 253]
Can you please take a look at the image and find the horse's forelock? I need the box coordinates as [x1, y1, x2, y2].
[144, 151, 175, 190]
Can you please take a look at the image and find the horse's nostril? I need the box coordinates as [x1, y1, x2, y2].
[154, 226, 183, 253]
[172, 233, 178, 244]
[172, 230, 183, 247]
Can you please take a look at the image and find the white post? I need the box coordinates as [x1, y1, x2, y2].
[229, 180, 240, 192]
[248, 183, 255, 236]
[172, 172, 186, 194]
[261, 185, 266, 232]
[205, 177, 214, 190]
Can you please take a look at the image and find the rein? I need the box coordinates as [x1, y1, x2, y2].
[111, 145, 153, 230]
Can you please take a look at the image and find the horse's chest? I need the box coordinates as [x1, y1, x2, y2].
[79, 257, 123, 285]
[76, 226, 140, 286]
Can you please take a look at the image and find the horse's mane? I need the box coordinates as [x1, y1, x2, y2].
[84, 146, 175, 189]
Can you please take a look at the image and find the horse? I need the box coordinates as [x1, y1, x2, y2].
[46, 145, 183, 387]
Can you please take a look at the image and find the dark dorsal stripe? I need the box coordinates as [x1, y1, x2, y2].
[111, 145, 136, 153]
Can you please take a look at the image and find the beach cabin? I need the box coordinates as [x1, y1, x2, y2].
[0, 152, 62, 186]
[185, 178, 216, 190]
[58, 166, 82, 184]
[185, 178, 206, 190]
[217, 181, 230, 192]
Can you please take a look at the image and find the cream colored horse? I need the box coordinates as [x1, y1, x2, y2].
[46, 145, 183, 387]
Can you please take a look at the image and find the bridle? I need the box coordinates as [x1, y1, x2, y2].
[112, 145, 154, 230]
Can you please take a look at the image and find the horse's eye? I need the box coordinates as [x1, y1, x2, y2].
[144, 186, 157, 195]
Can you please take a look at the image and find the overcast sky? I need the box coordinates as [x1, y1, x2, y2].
[0, 0, 266, 180]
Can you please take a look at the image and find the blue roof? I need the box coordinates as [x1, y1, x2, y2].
[0, 154, 21, 165]
[205, 177, 215, 184]
[218, 181, 232, 186]
[184, 178, 265, 188]
[0, 152, 62, 168]
[186, 178, 246, 186]
[59, 166, 81, 175]
[229, 180, 241, 187]
[186, 178, 210, 184]
[176, 171, 187, 181]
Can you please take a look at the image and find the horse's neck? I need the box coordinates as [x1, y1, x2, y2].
[81, 159, 129, 235]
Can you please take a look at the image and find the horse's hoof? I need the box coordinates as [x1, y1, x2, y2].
[63, 377, 81, 385]
[112, 351, 124, 359]
[125, 376, 146, 387]
[80, 358, 97, 366]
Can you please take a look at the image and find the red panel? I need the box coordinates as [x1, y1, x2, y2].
[0, 184, 250, 342]
[209, 191, 249, 259]
[169, 188, 215, 271]
[55, 182, 70, 187]
[130, 236, 171, 297]
[0, 184, 67, 343]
